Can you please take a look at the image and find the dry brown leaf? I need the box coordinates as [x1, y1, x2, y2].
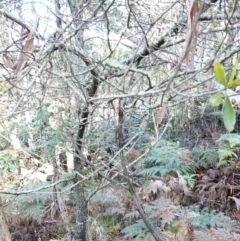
[2, 53, 14, 69]
[229, 197, 240, 211]
[2, 30, 35, 73]
[189, 0, 198, 29]
[207, 168, 219, 180]
[168, 177, 179, 189]
[156, 105, 166, 125]
[184, 0, 198, 64]
[152, 180, 171, 195]
[142, 180, 171, 201]
[177, 172, 193, 196]
[159, 204, 176, 228]
[15, 30, 35, 73]
[182, 152, 193, 163]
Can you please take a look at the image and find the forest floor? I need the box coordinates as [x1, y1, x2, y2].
[3, 113, 240, 241]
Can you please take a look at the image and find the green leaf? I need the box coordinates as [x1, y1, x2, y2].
[228, 78, 240, 88]
[209, 92, 221, 106]
[36, 110, 49, 122]
[214, 62, 226, 85]
[147, 119, 155, 131]
[229, 62, 238, 83]
[45, 103, 51, 107]
[223, 97, 235, 132]
[183, 174, 197, 188]
[169, 222, 180, 236]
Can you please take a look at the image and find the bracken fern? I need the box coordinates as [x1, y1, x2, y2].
[138, 141, 193, 177]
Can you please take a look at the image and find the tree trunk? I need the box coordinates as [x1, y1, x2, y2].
[72, 109, 88, 241]
[0, 198, 11, 241]
[66, 1, 100, 239]
[73, 87, 98, 241]
[65, 1, 87, 240]
[73, 157, 86, 241]
[66, 5, 99, 241]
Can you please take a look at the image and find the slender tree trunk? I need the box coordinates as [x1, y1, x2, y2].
[0, 198, 11, 241]
[66, 1, 100, 239]
[73, 76, 99, 240]
[65, 1, 87, 240]
[72, 80, 98, 241]
[73, 153, 87, 240]
[73, 172, 86, 241]
[72, 108, 88, 241]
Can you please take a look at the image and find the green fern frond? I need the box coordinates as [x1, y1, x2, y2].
[218, 148, 237, 160]
[121, 219, 148, 237]
[151, 197, 170, 207]
[192, 146, 219, 168]
[124, 210, 140, 220]
[90, 189, 126, 218]
[3, 181, 55, 223]
[122, 210, 165, 240]
[103, 206, 125, 216]
[123, 197, 169, 241]
[217, 133, 240, 148]
[91, 190, 122, 204]
[211, 212, 240, 232]
[138, 163, 193, 176]
[216, 160, 234, 168]
[22, 201, 44, 223]
[188, 209, 240, 232]
[138, 142, 193, 176]
[193, 232, 213, 241]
